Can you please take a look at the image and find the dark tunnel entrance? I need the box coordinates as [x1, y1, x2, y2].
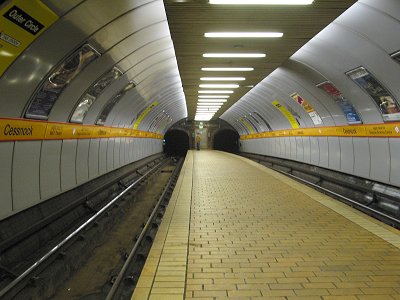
[213, 129, 239, 153]
[164, 129, 190, 157]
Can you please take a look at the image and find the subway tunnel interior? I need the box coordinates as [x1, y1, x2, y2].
[163, 129, 190, 157]
[1, 0, 400, 298]
[213, 129, 239, 153]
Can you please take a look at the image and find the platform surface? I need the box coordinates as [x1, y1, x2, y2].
[132, 150, 400, 300]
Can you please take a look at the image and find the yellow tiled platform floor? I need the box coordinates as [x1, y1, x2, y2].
[132, 150, 400, 300]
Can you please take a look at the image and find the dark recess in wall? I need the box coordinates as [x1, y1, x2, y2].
[164, 129, 190, 156]
[213, 129, 239, 153]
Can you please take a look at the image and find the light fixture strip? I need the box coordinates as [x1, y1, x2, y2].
[199, 84, 239, 88]
[200, 77, 245, 81]
[203, 53, 266, 58]
[198, 90, 234, 94]
[205, 32, 283, 38]
[197, 102, 224, 105]
[198, 95, 230, 98]
[201, 67, 254, 71]
[198, 99, 227, 102]
[209, 0, 313, 4]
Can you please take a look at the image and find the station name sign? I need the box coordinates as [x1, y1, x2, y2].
[3, 5, 44, 35]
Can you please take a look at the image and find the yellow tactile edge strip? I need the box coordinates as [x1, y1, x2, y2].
[131, 151, 193, 300]
[228, 152, 400, 250]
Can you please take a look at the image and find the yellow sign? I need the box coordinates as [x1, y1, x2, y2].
[240, 123, 400, 140]
[239, 117, 254, 134]
[272, 101, 299, 129]
[0, 118, 46, 141]
[133, 102, 159, 130]
[0, 0, 58, 76]
[0, 118, 163, 141]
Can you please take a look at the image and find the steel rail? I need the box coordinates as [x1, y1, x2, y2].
[0, 159, 168, 299]
[105, 157, 183, 300]
[272, 167, 400, 227]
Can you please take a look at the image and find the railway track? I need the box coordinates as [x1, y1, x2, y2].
[0, 156, 183, 300]
[242, 152, 400, 229]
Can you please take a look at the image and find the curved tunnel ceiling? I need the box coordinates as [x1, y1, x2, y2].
[221, 0, 400, 134]
[164, 0, 356, 120]
[0, 0, 187, 134]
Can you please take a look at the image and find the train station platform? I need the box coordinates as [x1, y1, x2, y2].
[131, 150, 400, 300]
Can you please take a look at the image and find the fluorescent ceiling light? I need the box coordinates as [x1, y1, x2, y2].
[205, 32, 283, 38]
[195, 116, 213, 121]
[197, 102, 224, 106]
[199, 84, 239, 88]
[209, 0, 313, 4]
[197, 109, 219, 112]
[198, 106, 222, 109]
[202, 67, 254, 71]
[203, 53, 266, 58]
[199, 95, 230, 98]
[201, 77, 245, 81]
[198, 99, 227, 102]
[198, 90, 234, 94]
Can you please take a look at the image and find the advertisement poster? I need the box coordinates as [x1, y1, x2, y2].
[317, 81, 362, 124]
[290, 93, 323, 125]
[70, 67, 123, 123]
[0, 0, 58, 76]
[26, 44, 100, 119]
[251, 111, 272, 131]
[96, 81, 136, 125]
[272, 100, 299, 129]
[243, 116, 259, 133]
[346, 67, 400, 122]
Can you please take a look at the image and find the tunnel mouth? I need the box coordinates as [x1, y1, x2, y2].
[213, 129, 239, 153]
[164, 129, 190, 157]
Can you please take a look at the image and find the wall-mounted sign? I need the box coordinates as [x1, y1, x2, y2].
[26, 44, 100, 119]
[272, 100, 299, 129]
[96, 81, 136, 125]
[133, 101, 159, 129]
[290, 93, 323, 125]
[346, 67, 400, 122]
[0, 0, 58, 76]
[70, 67, 123, 123]
[316, 81, 362, 125]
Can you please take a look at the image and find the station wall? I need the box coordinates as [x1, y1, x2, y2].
[0, 0, 186, 220]
[222, 0, 400, 188]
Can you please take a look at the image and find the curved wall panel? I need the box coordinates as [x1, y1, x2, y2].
[0, 0, 186, 220]
[222, 0, 400, 187]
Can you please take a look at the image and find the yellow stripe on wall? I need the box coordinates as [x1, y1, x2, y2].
[240, 123, 400, 140]
[272, 100, 299, 129]
[0, 118, 163, 142]
[239, 117, 254, 134]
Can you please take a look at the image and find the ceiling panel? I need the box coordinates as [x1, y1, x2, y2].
[164, 0, 357, 120]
